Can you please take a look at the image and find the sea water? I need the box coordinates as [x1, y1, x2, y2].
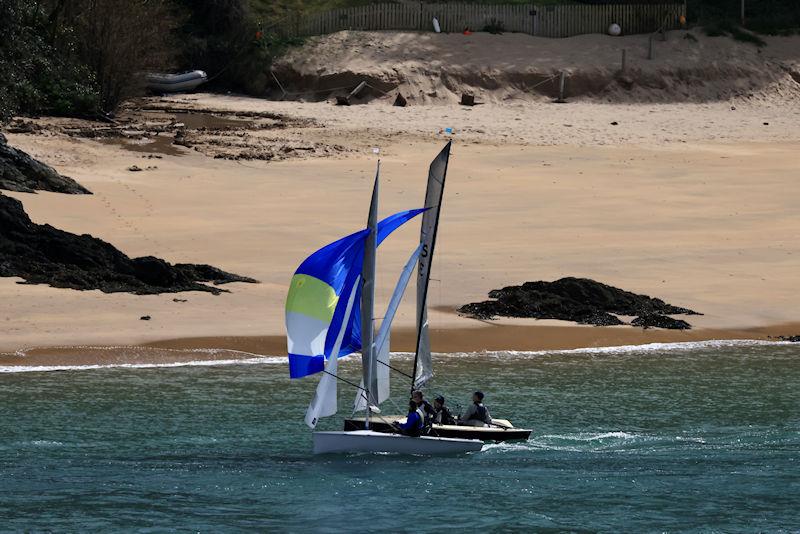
[1, 341, 798, 531]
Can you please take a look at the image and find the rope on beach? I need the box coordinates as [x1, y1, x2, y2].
[275, 82, 389, 98]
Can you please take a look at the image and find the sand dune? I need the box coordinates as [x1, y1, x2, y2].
[274, 30, 800, 104]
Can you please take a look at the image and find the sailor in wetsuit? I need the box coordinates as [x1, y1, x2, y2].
[411, 390, 435, 425]
[459, 390, 492, 427]
[432, 395, 456, 425]
[394, 400, 425, 437]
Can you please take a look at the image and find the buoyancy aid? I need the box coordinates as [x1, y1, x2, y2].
[468, 403, 489, 423]
[415, 407, 426, 427]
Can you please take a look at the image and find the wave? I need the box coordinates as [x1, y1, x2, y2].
[26, 440, 65, 447]
[439, 339, 793, 360]
[0, 355, 285, 374]
[2, 338, 791, 374]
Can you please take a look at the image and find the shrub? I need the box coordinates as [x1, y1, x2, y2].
[0, 0, 100, 121]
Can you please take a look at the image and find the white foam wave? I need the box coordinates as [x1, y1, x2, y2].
[24, 440, 65, 447]
[0, 355, 285, 374]
[435, 339, 792, 360]
[540, 431, 637, 441]
[2, 338, 790, 374]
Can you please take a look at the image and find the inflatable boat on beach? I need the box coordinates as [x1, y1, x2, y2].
[146, 70, 208, 93]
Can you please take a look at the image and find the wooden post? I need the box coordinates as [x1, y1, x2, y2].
[741, 0, 745, 25]
[270, 70, 288, 100]
[556, 70, 567, 103]
[648, 34, 655, 60]
[621, 48, 627, 74]
[349, 81, 368, 99]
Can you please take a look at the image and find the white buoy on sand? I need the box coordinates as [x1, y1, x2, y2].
[433, 17, 441, 33]
[608, 23, 621, 36]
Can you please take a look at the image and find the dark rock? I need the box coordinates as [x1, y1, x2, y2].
[173, 263, 257, 286]
[173, 129, 192, 148]
[140, 315, 151, 321]
[393, 93, 407, 107]
[631, 314, 691, 330]
[458, 277, 700, 329]
[0, 193, 258, 294]
[460, 93, 475, 106]
[0, 133, 91, 194]
[6, 120, 42, 134]
[128, 165, 142, 172]
[777, 335, 800, 342]
[610, 121, 619, 125]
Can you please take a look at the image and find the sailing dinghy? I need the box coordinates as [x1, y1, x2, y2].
[286, 143, 482, 455]
[343, 142, 532, 443]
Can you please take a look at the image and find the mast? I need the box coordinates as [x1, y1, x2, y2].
[353, 243, 423, 414]
[411, 141, 451, 393]
[361, 165, 379, 428]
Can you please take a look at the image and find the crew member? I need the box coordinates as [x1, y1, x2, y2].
[394, 400, 424, 437]
[432, 395, 456, 425]
[411, 390, 434, 425]
[459, 391, 492, 427]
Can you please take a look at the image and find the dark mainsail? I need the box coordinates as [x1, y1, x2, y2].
[412, 141, 451, 391]
[361, 168, 379, 410]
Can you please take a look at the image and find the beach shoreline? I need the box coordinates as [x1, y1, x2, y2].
[2, 321, 798, 370]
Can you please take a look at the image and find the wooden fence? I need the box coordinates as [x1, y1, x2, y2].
[294, 3, 685, 38]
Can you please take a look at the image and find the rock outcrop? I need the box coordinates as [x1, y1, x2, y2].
[0, 193, 256, 294]
[0, 133, 90, 194]
[458, 277, 700, 330]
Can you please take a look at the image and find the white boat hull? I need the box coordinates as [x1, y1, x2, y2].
[313, 430, 483, 455]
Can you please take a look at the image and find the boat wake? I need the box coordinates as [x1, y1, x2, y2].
[482, 430, 714, 454]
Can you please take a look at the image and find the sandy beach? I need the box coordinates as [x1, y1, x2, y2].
[2, 32, 800, 367]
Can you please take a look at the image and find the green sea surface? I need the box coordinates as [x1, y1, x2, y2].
[1, 341, 798, 531]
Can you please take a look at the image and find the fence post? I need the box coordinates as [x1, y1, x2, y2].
[295, 2, 686, 39]
[648, 34, 655, 60]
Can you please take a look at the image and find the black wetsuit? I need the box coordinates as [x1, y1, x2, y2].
[432, 406, 456, 425]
